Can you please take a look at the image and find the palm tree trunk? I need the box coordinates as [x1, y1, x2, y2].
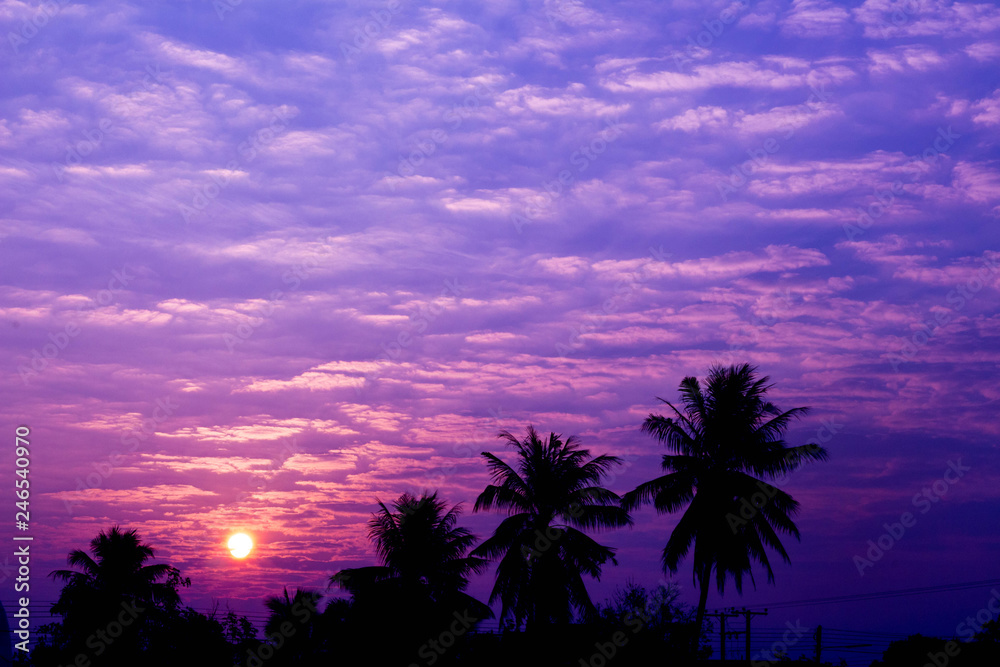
[693, 563, 711, 656]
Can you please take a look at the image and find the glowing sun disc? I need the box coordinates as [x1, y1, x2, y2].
[228, 533, 253, 559]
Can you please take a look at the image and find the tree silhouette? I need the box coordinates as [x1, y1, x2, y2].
[472, 426, 631, 630]
[596, 580, 710, 662]
[331, 492, 491, 663]
[222, 609, 259, 655]
[50, 525, 187, 614]
[261, 587, 324, 665]
[622, 363, 828, 647]
[332, 491, 490, 614]
[43, 525, 191, 665]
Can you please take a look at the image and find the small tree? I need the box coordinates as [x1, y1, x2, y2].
[596, 581, 711, 662]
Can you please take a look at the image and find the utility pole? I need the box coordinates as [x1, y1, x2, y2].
[728, 628, 743, 660]
[738, 608, 768, 664]
[814, 625, 822, 665]
[706, 610, 739, 660]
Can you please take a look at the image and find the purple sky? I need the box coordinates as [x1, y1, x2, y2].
[3, 0, 1000, 661]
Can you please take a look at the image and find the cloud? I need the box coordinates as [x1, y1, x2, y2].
[495, 83, 629, 117]
[656, 106, 731, 133]
[867, 46, 947, 74]
[600, 59, 853, 93]
[951, 161, 1000, 204]
[964, 41, 1000, 62]
[854, 0, 1000, 39]
[779, 0, 853, 38]
[593, 245, 830, 283]
[971, 90, 1000, 127]
[4, 0, 1000, 631]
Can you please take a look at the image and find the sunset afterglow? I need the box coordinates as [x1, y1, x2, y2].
[3, 0, 1000, 664]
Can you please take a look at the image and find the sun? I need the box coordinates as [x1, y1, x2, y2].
[228, 533, 253, 559]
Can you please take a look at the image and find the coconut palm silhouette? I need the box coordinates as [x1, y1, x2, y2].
[622, 363, 828, 648]
[472, 426, 631, 630]
[332, 491, 490, 615]
[330, 491, 492, 663]
[50, 524, 186, 620]
[47, 525, 189, 664]
[262, 587, 324, 665]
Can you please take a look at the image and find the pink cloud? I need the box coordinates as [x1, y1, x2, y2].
[779, 0, 853, 38]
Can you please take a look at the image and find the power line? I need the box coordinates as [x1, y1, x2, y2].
[709, 577, 1000, 612]
[823, 628, 912, 638]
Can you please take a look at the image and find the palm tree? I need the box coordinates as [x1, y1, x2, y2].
[472, 426, 632, 630]
[264, 587, 320, 632]
[622, 363, 828, 647]
[331, 491, 491, 618]
[330, 492, 490, 665]
[46, 526, 189, 664]
[263, 587, 324, 664]
[51, 525, 187, 615]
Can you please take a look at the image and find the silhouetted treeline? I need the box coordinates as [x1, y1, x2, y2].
[869, 627, 1000, 667]
[24, 364, 986, 665]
